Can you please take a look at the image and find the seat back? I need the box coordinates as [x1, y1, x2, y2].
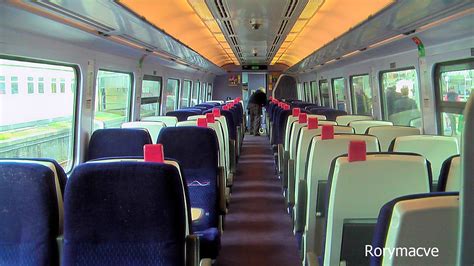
[336, 115, 373, 125]
[276, 110, 292, 145]
[349, 120, 393, 134]
[121, 121, 166, 143]
[63, 161, 188, 266]
[141, 116, 178, 127]
[87, 128, 152, 161]
[438, 155, 461, 192]
[391, 135, 459, 183]
[304, 135, 379, 258]
[167, 109, 202, 121]
[308, 114, 326, 121]
[284, 116, 299, 150]
[371, 193, 459, 266]
[320, 109, 348, 121]
[318, 120, 337, 126]
[0, 159, 65, 266]
[289, 122, 308, 159]
[366, 126, 420, 151]
[323, 153, 431, 265]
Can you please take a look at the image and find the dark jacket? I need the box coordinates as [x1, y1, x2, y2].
[248, 90, 267, 106]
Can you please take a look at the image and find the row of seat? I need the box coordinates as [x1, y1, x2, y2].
[267, 98, 461, 266]
[0, 99, 245, 265]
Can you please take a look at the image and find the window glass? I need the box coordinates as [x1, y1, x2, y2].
[11, 76, 19, 94]
[51, 78, 57, 93]
[435, 59, 473, 136]
[201, 83, 207, 103]
[163, 78, 179, 114]
[192, 82, 200, 106]
[38, 77, 44, 93]
[60, 78, 65, 93]
[140, 75, 162, 119]
[93, 70, 132, 130]
[27, 77, 34, 94]
[310, 81, 318, 104]
[180, 80, 192, 108]
[381, 68, 420, 126]
[297, 83, 302, 100]
[0, 58, 77, 171]
[350, 75, 373, 115]
[207, 83, 213, 100]
[304, 82, 311, 102]
[0, 76, 5, 94]
[332, 78, 346, 111]
[319, 80, 330, 107]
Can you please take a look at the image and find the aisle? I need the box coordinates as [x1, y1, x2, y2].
[216, 135, 300, 266]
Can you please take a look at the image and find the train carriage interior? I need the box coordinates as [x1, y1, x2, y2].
[1, 0, 473, 265]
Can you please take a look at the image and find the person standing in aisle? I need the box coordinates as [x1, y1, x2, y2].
[248, 89, 267, 136]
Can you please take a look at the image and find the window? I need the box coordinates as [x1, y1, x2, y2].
[93, 70, 132, 131]
[0, 57, 77, 171]
[310, 81, 318, 104]
[201, 82, 207, 103]
[180, 80, 192, 108]
[207, 83, 213, 100]
[332, 78, 347, 111]
[27, 77, 34, 94]
[0, 76, 5, 94]
[70, 78, 75, 93]
[140, 75, 162, 119]
[304, 82, 311, 102]
[11, 76, 19, 94]
[60, 78, 65, 93]
[435, 58, 474, 136]
[380, 68, 420, 126]
[163, 78, 179, 114]
[51, 78, 57, 93]
[319, 80, 330, 107]
[350, 74, 373, 116]
[192, 81, 200, 106]
[38, 77, 44, 93]
[297, 83, 302, 100]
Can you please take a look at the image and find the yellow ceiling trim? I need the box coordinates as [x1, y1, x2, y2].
[119, 0, 233, 67]
[272, 0, 394, 66]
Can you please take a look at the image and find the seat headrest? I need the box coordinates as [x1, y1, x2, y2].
[87, 128, 152, 161]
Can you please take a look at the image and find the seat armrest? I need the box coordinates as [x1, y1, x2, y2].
[186, 235, 200, 266]
[277, 144, 284, 172]
[199, 258, 212, 266]
[218, 166, 227, 214]
[307, 251, 320, 266]
[57, 235, 63, 263]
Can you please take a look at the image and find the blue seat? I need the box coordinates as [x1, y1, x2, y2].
[0, 159, 65, 266]
[196, 103, 218, 109]
[157, 127, 222, 259]
[87, 128, 152, 161]
[371, 192, 459, 266]
[63, 161, 189, 266]
[167, 109, 202, 121]
[438, 155, 461, 192]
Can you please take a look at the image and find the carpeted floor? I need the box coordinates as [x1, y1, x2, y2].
[216, 135, 301, 266]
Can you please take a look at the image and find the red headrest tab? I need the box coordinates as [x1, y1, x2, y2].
[348, 140, 367, 162]
[308, 117, 319, 129]
[197, 118, 208, 128]
[222, 105, 229, 111]
[236, 97, 241, 101]
[321, 125, 334, 140]
[292, 108, 301, 117]
[298, 113, 308, 123]
[144, 144, 164, 163]
[284, 104, 290, 110]
[206, 113, 215, 123]
[212, 108, 221, 117]
[278, 102, 283, 108]
[269, 96, 273, 100]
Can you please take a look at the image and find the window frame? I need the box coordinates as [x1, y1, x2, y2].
[140, 74, 163, 117]
[378, 66, 420, 121]
[349, 73, 371, 114]
[434, 58, 474, 134]
[0, 54, 80, 172]
[331, 77, 345, 110]
[303, 82, 310, 102]
[163, 77, 180, 113]
[180, 79, 193, 108]
[310, 80, 318, 104]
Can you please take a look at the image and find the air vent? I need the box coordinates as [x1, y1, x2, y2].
[120, 34, 157, 51]
[223, 21, 235, 35]
[214, 0, 229, 18]
[278, 20, 288, 35]
[230, 36, 238, 46]
[272, 36, 281, 46]
[33, 1, 115, 32]
[235, 46, 241, 53]
[284, 0, 298, 18]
